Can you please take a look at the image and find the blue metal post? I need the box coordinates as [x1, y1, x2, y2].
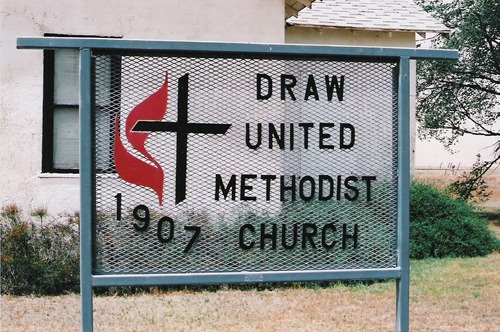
[397, 56, 411, 331]
[80, 48, 94, 332]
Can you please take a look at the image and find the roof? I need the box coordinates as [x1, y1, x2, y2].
[287, 0, 450, 34]
[285, 0, 315, 19]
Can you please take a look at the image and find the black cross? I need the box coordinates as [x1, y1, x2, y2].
[132, 73, 231, 204]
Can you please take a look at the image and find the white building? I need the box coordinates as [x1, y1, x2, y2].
[0, 0, 450, 215]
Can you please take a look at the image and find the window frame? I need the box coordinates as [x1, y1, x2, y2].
[42, 35, 121, 174]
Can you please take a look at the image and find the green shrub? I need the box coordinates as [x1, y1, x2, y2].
[2, 184, 499, 295]
[410, 182, 499, 259]
[0, 205, 80, 295]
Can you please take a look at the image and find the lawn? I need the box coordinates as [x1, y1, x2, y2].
[1, 253, 498, 331]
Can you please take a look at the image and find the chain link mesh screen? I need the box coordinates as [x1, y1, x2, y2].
[93, 51, 399, 275]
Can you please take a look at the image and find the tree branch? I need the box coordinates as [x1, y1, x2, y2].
[459, 72, 500, 85]
[436, 80, 499, 95]
[439, 125, 500, 137]
[475, 11, 500, 73]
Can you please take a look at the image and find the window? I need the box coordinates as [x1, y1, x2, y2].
[43, 48, 80, 172]
[42, 37, 120, 173]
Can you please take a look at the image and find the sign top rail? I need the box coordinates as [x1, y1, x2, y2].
[17, 37, 458, 60]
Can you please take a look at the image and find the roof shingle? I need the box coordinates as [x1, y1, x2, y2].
[287, 0, 450, 33]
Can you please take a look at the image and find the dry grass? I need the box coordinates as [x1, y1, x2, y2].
[1, 254, 499, 331]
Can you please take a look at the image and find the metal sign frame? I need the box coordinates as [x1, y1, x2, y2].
[17, 37, 458, 331]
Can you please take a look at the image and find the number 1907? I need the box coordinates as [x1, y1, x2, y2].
[115, 193, 201, 253]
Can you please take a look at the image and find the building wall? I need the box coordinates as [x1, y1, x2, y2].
[0, 0, 285, 215]
[285, 27, 415, 48]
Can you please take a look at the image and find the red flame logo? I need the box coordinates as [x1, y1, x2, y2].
[114, 73, 169, 205]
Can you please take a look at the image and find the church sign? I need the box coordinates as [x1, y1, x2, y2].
[17, 37, 458, 331]
[96, 52, 395, 275]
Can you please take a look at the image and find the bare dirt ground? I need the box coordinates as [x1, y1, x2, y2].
[1, 254, 499, 331]
[415, 168, 500, 210]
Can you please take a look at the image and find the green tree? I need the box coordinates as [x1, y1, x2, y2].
[416, 0, 499, 201]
